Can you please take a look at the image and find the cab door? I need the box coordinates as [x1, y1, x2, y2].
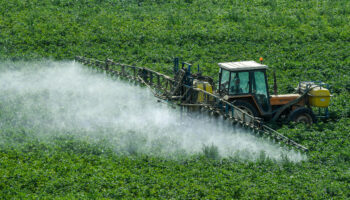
[251, 70, 271, 113]
[229, 71, 250, 95]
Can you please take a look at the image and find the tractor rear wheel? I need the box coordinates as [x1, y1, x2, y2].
[232, 100, 259, 123]
[288, 107, 316, 125]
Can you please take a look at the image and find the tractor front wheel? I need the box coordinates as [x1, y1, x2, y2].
[288, 107, 316, 125]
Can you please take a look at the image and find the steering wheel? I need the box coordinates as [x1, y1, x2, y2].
[221, 81, 228, 87]
[220, 81, 229, 94]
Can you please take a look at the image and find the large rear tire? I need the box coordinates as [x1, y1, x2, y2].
[232, 100, 259, 123]
[288, 107, 316, 125]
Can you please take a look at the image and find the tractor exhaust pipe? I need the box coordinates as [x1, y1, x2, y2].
[273, 70, 278, 95]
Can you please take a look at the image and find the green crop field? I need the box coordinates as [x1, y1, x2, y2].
[0, 0, 350, 199]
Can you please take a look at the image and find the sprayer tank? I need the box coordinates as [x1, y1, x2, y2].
[308, 87, 331, 108]
[193, 80, 213, 103]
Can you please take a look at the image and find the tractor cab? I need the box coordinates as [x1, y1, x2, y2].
[218, 61, 271, 117]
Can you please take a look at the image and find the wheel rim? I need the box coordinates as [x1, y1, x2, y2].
[295, 114, 313, 124]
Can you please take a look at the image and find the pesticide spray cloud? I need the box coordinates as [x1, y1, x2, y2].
[0, 60, 306, 161]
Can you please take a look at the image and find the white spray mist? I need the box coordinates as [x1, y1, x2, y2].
[0, 60, 306, 161]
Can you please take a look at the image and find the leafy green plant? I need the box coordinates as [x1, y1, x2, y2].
[0, 0, 349, 198]
[202, 143, 220, 160]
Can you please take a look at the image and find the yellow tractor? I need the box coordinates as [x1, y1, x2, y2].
[214, 60, 331, 124]
[175, 58, 331, 125]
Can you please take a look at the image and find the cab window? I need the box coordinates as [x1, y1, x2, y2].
[229, 72, 249, 95]
[252, 71, 269, 112]
[220, 69, 230, 93]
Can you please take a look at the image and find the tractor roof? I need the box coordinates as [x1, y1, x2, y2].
[218, 61, 268, 71]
